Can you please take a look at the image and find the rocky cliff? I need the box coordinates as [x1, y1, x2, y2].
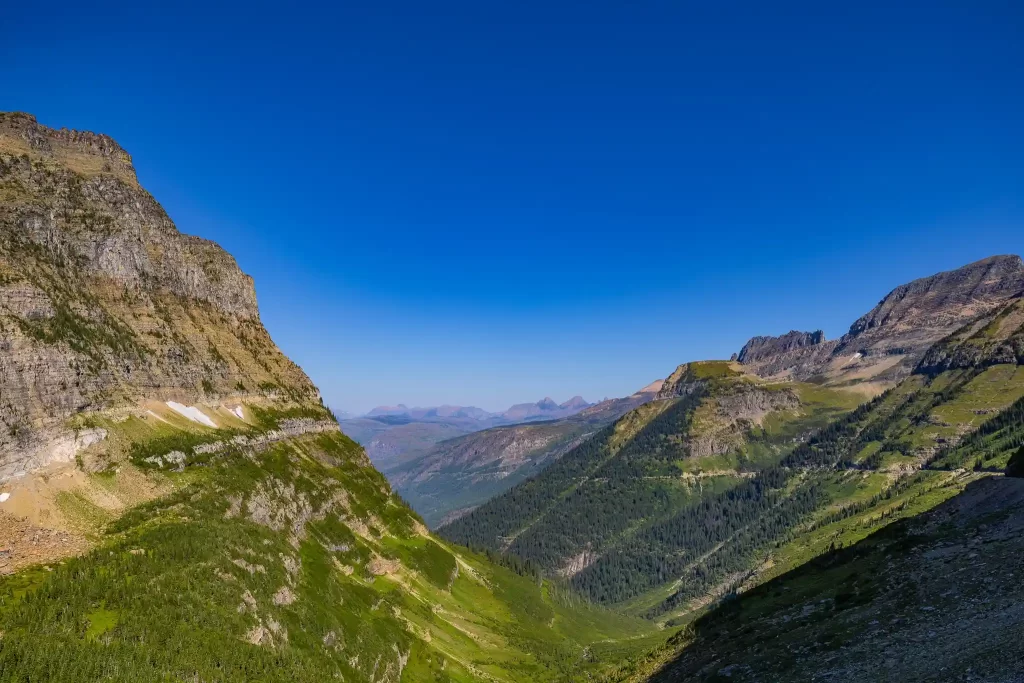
[737, 330, 826, 364]
[0, 112, 317, 479]
[915, 298, 1024, 375]
[737, 255, 1024, 383]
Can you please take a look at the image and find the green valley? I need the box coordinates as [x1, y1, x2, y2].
[2, 110, 1024, 683]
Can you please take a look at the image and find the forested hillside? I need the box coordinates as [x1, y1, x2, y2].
[441, 282, 1024, 626]
[439, 362, 869, 612]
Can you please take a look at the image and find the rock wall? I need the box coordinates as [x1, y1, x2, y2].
[0, 112, 318, 477]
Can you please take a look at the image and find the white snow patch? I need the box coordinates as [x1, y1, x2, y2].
[231, 406, 245, 419]
[0, 492, 9, 503]
[166, 401, 217, 428]
[852, 352, 863, 360]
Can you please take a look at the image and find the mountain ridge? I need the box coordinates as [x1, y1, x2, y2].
[441, 254, 1024, 629]
[0, 113, 660, 682]
[735, 254, 1024, 383]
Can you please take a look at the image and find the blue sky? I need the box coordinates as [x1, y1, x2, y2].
[5, 1, 1023, 414]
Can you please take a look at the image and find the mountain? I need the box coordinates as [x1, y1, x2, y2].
[363, 397, 593, 425]
[0, 112, 319, 481]
[735, 255, 1024, 384]
[343, 396, 598, 482]
[0, 113, 659, 681]
[365, 404, 495, 421]
[388, 382, 663, 527]
[439, 362, 866, 602]
[559, 395, 590, 411]
[441, 256, 1024, 628]
[339, 406, 503, 473]
[501, 396, 593, 422]
[4, 111, 1022, 681]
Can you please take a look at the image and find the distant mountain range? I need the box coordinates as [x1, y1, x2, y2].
[338, 387, 667, 517]
[389, 384, 666, 527]
[363, 395, 595, 423]
[340, 395, 599, 471]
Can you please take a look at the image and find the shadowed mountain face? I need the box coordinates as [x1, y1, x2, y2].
[647, 476, 1024, 682]
[736, 255, 1024, 384]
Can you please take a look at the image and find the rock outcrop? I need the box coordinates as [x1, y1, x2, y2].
[737, 330, 826, 364]
[737, 255, 1024, 383]
[0, 112, 317, 479]
[915, 299, 1024, 375]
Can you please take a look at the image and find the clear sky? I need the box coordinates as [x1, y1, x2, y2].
[5, 1, 1023, 414]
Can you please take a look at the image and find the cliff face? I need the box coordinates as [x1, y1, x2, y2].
[737, 255, 1024, 384]
[737, 330, 826, 364]
[915, 298, 1024, 375]
[0, 112, 317, 478]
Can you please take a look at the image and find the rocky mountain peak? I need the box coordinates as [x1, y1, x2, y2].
[737, 330, 826, 364]
[636, 379, 665, 395]
[736, 255, 1024, 384]
[0, 112, 138, 186]
[844, 255, 1024, 342]
[559, 396, 589, 410]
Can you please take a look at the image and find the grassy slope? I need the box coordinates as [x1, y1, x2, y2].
[0, 410, 659, 682]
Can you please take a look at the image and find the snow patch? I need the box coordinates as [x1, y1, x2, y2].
[166, 402, 217, 428]
[0, 492, 9, 503]
[231, 406, 245, 419]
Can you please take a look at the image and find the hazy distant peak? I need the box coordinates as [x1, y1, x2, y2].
[635, 379, 664, 395]
[366, 404, 411, 417]
[559, 396, 589, 410]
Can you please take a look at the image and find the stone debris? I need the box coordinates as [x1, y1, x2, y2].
[272, 586, 296, 605]
[0, 510, 90, 575]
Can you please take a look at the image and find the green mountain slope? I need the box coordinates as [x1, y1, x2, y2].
[441, 267, 1024, 627]
[0, 415, 659, 681]
[0, 114, 659, 682]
